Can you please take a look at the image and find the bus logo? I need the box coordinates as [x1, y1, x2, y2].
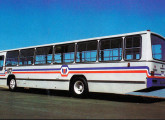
[62, 68, 67, 74]
[60, 65, 69, 77]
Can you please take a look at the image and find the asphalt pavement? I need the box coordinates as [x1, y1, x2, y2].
[0, 87, 165, 119]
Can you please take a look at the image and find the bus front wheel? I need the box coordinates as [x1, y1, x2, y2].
[9, 79, 17, 92]
[70, 77, 88, 98]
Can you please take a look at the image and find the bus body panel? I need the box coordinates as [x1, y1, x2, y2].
[88, 83, 146, 94]
[16, 80, 69, 90]
[0, 31, 165, 95]
[5, 61, 149, 93]
[146, 61, 165, 88]
[0, 52, 7, 86]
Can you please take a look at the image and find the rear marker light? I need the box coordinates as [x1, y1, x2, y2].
[127, 63, 130, 67]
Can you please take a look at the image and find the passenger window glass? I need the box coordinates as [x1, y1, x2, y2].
[76, 41, 97, 62]
[6, 51, 19, 66]
[54, 44, 75, 63]
[126, 38, 132, 48]
[125, 36, 141, 60]
[133, 37, 140, 47]
[151, 35, 165, 61]
[19, 48, 34, 65]
[0, 56, 4, 70]
[99, 38, 122, 61]
[35, 46, 53, 65]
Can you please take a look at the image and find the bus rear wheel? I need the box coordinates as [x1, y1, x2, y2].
[9, 79, 17, 92]
[70, 77, 88, 98]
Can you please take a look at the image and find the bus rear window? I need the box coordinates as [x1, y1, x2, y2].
[151, 34, 165, 61]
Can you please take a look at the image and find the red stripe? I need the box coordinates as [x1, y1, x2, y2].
[12, 70, 149, 78]
[147, 76, 165, 79]
[13, 70, 148, 74]
[69, 70, 147, 74]
[13, 71, 61, 74]
[5, 70, 165, 79]
[0, 75, 5, 76]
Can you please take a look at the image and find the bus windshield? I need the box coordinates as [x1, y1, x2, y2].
[151, 34, 165, 61]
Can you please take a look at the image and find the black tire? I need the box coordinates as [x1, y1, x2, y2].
[70, 77, 88, 98]
[9, 78, 17, 92]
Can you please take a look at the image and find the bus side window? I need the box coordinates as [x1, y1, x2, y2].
[76, 41, 97, 63]
[54, 44, 75, 64]
[19, 48, 34, 66]
[99, 38, 122, 61]
[35, 46, 53, 65]
[63, 44, 75, 63]
[124, 36, 141, 60]
[0, 56, 4, 70]
[6, 51, 19, 66]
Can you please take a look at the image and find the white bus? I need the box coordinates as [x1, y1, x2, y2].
[0, 30, 165, 97]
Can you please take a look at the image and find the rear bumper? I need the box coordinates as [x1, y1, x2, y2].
[147, 78, 165, 88]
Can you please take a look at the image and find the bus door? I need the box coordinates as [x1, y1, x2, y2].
[0, 52, 6, 76]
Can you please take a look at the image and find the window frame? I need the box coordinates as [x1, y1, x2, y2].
[0, 55, 4, 71]
[151, 34, 165, 62]
[54, 43, 75, 64]
[99, 37, 123, 62]
[5, 50, 19, 67]
[19, 48, 35, 66]
[124, 35, 142, 61]
[35, 46, 53, 65]
[76, 40, 98, 63]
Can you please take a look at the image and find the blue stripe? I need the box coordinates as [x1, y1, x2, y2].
[4, 66, 162, 76]
[12, 66, 149, 72]
[69, 66, 149, 71]
[12, 68, 61, 71]
[69, 66, 153, 75]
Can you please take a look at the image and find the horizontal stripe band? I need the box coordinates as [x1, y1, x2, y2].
[11, 66, 149, 71]
[12, 68, 61, 71]
[88, 80, 145, 84]
[13, 70, 147, 74]
[3, 66, 165, 78]
[69, 70, 147, 74]
[17, 79, 145, 84]
[148, 76, 165, 79]
[13, 71, 60, 74]
[16, 78, 69, 82]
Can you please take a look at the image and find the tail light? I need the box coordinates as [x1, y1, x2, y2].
[151, 71, 154, 76]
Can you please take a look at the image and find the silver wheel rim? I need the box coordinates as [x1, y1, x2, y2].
[74, 81, 84, 95]
[10, 79, 16, 89]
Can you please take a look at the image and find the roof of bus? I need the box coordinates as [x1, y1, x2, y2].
[0, 30, 164, 53]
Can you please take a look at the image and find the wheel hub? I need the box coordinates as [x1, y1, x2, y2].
[74, 81, 84, 95]
[10, 79, 15, 89]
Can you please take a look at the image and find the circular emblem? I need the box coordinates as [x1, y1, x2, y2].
[60, 65, 69, 77]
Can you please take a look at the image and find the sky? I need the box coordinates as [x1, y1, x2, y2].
[0, 0, 165, 97]
[0, 0, 165, 50]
